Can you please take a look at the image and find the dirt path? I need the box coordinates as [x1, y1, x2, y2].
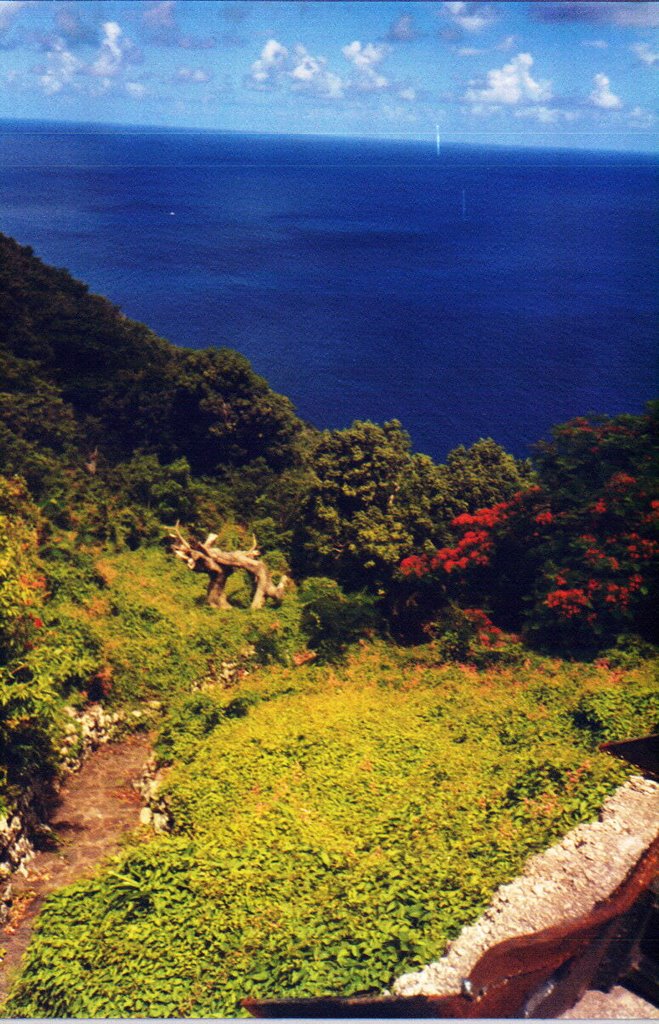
[0, 733, 151, 1005]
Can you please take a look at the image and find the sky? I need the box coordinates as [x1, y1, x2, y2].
[0, 1, 657, 149]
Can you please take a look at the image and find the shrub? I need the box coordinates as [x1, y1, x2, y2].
[423, 605, 524, 668]
[298, 578, 381, 661]
[571, 685, 658, 746]
[398, 410, 659, 652]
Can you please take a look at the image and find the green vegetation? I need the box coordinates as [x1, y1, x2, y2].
[6, 635, 655, 1017]
[400, 409, 659, 650]
[0, 233, 657, 1016]
[0, 232, 534, 573]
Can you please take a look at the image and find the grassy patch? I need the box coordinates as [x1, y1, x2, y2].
[5, 645, 656, 1018]
[42, 545, 310, 708]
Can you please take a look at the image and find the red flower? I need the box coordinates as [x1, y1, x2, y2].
[607, 472, 637, 490]
[545, 588, 590, 618]
[400, 555, 429, 577]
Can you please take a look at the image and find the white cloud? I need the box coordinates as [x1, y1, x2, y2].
[91, 21, 124, 80]
[443, 2, 494, 34]
[143, 1, 176, 30]
[381, 102, 419, 124]
[290, 50, 316, 82]
[465, 52, 552, 105]
[589, 72, 622, 109]
[250, 37, 288, 85]
[464, 101, 498, 118]
[247, 34, 400, 102]
[125, 81, 146, 99]
[581, 39, 608, 49]
[456, 12, 490, 33]
[497, 35, 516, 52]
[514, 105, 559, 124]
[614, 5, 659, 28]
[631, 42, 658, 66]
[176, 66, 211, 83]
[36, 18, 142, 97]
[342, 40, 389, 90]
[342, 40, 387, 71]
[290, 44, 344, 98]
[457, 46, 483, 56]
[142, 0, 214, 49]
[39, 37, 79, 94]
[249, 38, 345, 97]
[514, 105, 581, 124]
[628, 105, 655, 127]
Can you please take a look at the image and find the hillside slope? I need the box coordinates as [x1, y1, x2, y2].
[0, 232, 305, 478]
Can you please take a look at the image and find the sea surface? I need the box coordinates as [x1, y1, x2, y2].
[1, 120, 656, 460]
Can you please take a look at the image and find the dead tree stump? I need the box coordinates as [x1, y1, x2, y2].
[169, 526, 290, 610]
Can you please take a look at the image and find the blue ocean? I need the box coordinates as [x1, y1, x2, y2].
[1, 121, 656, 460]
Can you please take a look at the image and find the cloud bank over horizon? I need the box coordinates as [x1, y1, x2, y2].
[0, 1, 656, 150]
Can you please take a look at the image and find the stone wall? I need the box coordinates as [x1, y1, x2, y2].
[0, 703, 124, 923]
[135, 758, 171, 834]
[392, 775, 659, 999]
[58, 703, 123, 773]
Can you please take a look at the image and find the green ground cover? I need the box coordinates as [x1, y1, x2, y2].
[5, 612, 656, 1016]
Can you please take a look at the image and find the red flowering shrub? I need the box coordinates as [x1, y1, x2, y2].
[423, 603, 523, 666]
[400, 554, 430, 578]
[399, 408, 659, 650]
[544, 587, 591, 618]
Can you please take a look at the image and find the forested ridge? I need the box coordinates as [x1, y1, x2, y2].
[0, 232, 657, 1016]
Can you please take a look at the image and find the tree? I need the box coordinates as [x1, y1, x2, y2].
[298, 420, 454, 590]
[0, 233, 306, 476]
[444, 438, 534, 513]
[399, 409, 659, 650]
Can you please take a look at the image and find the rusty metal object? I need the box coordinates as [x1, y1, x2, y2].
[243, 835, 659, 1018]
[244, 992, 469, 1018]
[599, 733, 659, 778]
[620, 877, 659, 1006]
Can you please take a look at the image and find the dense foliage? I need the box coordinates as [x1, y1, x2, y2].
[0, 233, 656, 1017]
[0, 233, 531, 568]
[400, 409, 659, 650]
[6, 643, 655, 1018]
[294, 424, 533, 593]
[0, 234, 303, 477]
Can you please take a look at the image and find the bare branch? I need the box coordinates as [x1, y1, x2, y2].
[168, 527, 290, 610]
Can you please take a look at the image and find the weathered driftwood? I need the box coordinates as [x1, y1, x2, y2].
[84, 448, 99, 475]
[169, 525, 289, 610]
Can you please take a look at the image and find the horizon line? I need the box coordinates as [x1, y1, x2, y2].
[0, 115, 657, 157]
